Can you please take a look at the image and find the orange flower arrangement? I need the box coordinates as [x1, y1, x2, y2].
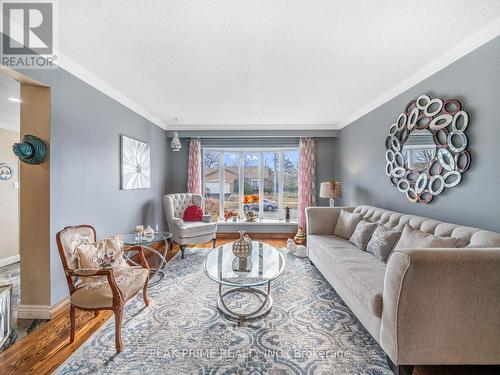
[243, 194, 260, 204]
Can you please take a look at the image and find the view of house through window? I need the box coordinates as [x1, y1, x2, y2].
[203, 148, 299, 222]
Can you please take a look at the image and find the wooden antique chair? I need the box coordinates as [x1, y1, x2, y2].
[56, 225, 150, 352]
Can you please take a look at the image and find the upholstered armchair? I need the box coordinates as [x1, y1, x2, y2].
[56, 225, 150, 352]
[163, 193, 217, 258]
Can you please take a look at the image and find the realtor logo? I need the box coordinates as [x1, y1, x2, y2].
[1, 0, 57, 69]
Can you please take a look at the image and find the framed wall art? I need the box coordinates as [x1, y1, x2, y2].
[121, 135, 151, 190]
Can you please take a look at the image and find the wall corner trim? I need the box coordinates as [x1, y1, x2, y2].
[338, 17, 500, 130]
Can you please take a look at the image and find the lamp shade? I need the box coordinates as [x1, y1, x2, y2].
[319, 181, 342, 199]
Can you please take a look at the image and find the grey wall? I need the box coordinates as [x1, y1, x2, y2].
[166, 139, 189, 194]
[338, 36, 500, 232]
[316, 137, 340, 205]
[21, 66, 169, 304]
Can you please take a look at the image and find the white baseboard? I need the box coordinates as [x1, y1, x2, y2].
[50, 298, 70, 318]
[0, 254, 20, 268]
[17, 304, 51, 319]
[17, 298, 69, 320]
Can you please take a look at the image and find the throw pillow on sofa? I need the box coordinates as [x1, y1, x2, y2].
[366, 225, 402, 262]
[349, 220, 378, 250]
[334, 210, 363, 240]
[183, 205, 203, 221]
[76, 236, 128, 269]
[395, 224, 460, 251]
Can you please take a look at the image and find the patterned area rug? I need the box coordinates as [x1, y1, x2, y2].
[55, 248, 392, 374]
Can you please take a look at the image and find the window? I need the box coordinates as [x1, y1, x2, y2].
[250, 179, 259, 190]
[203, 150, 221, 219]
[202, 148, 299, 222]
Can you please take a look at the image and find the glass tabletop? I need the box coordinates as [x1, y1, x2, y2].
[204, 241, 285, 287]
[122, 231, 172, 246]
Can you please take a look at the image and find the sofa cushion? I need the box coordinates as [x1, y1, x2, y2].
[307, 234, 359, 251]
[327, 247, 385, 318]
[395, 225, 460, 251]
[334, 210, 363, 240]
[308, 236, 385, 318]
[366, 225, 402, 262]
[174, 221, 217, 238]
[349, 220, 378, 250]
[467, 230, 500, 248]
[352, 205, 500, 248]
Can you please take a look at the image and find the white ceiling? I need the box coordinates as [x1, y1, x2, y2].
[56, 1, 500, 130]
[0, 74, 20, 132]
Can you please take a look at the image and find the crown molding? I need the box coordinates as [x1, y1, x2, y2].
[166, 123, 337, 131]
[168, 129, 339, 138]
[56, 53, 167, 130]
[338, 16, 500, 129]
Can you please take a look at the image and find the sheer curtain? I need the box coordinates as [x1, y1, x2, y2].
[297, 137, 316, 228]
[187, 138, 202, 195]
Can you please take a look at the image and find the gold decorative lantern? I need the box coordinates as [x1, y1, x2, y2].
[294, 226, 306, 246]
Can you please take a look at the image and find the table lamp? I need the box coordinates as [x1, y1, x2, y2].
[320, 181, 342, 207]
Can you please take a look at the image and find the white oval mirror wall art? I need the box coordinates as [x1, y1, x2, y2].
[385, 95, 471, 204]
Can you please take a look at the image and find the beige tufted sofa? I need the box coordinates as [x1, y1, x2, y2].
[306, 205, 500, 374]
[164, 193, 217, 258]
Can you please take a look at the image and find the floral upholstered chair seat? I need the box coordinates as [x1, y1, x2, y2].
[72, 267, 149, 309]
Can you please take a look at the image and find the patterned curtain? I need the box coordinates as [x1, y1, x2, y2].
[187, 138, 202, 195]
[298, 137, 316, 229]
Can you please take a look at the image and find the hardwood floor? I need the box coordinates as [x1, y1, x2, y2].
[0, 238, 498, 375]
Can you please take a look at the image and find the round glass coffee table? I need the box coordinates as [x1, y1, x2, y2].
[204, 241, 285, 322]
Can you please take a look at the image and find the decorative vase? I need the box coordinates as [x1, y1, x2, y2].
[285, 207, 290, 222]
[294, 226, 306, 245]
[232, 230, 252, 258]
[232, 230, 253, 272]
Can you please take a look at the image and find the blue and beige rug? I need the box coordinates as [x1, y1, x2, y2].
[55, 248, 391, 374]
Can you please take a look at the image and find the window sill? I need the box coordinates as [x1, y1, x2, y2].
[217, 219, 297, 226]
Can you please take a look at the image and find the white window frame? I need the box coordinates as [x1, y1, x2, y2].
[202, 147, 298, 222]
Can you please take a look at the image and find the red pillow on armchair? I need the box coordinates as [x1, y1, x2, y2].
[183, 205, 203, 221]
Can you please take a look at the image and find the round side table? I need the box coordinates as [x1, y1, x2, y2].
[122, 231, 172, 287]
